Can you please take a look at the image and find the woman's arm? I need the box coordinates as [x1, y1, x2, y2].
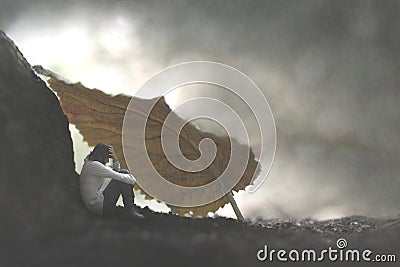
[112, 160, 121, 172]
[91, 161, 136, 185]
[109, 146, 121, 171]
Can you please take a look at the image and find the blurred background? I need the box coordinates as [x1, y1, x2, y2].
[1, 0, 399, 220]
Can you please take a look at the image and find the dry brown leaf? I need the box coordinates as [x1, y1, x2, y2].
[34, 65, 260, 216]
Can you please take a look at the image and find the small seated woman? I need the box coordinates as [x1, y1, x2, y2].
[79, 143, 144, 219]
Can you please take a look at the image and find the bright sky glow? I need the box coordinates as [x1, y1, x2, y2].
[7, 16, 161, 95]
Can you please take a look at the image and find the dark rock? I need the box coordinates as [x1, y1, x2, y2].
[0, 29, 87, 259]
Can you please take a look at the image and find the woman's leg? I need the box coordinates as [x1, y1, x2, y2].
[118, 181, 135, 210]
[103, 180, 135, 215]
[117, 169, 135, 210]
[103, 179, 123, 216]
[103, 169, 144, 218]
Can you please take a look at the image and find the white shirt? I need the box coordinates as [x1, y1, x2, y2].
[79, 160, 136, 215]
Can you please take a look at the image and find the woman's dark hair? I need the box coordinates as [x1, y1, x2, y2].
[88, 143, 110, 162]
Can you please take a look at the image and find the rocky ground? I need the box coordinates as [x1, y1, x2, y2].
[5, 208, 399, 267]
[0, 30, 398, 267]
